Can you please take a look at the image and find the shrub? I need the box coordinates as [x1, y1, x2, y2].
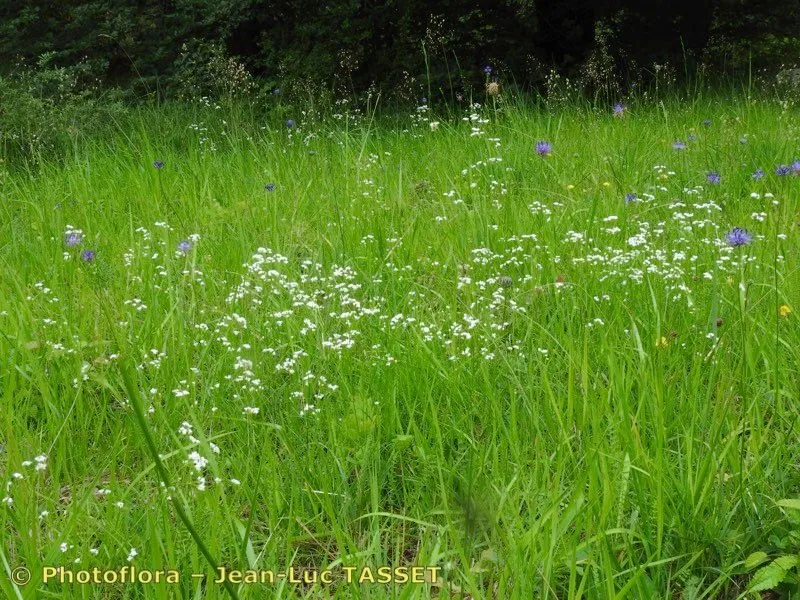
[0, 56, 126, 167]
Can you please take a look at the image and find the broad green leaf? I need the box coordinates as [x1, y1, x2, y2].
[747, 555, 799, 592]
[777, 499, 800, 510]
[744, 551, 768, 570]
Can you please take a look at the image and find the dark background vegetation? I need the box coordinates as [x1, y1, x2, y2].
[1, 0, 800, 167]
[1, 0, 799, 102]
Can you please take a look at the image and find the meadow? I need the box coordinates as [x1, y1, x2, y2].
[1, 94, 799, 599]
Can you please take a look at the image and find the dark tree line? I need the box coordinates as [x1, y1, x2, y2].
[1, 0, 798, 99]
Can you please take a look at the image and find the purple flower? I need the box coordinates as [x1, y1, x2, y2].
[535, 140, 552, 156]
[702, 119, 712, 127]
[792, 160, 800, 174]
[483, 65, 492, 76]
[776, 165, 791, 176]
[706, 171, 721, 184]
[613, 103, 625, 116]
[420, 97, 428, 105]
[624, 192, 638, 202]
[285, 119, 295, 129]
[177, 240, 191, 253]
[726, 227, 752, 247]
[752, 168, 765, 180]
[265, 183, 276, 192]
[153, 160, 164, 169]
[81, 249, 96, 262]
[64, 232, 82, 247]
[672, 141, 687, 150]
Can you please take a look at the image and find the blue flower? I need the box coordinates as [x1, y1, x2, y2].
[81, 249, 96, 262]
[177, 240, 191, 253]
[702, 119, 712, 127]
[726, 227, 752, 247]
[273, 87, 281, 95]
[265, 183, 276, 192]
[285, 119, 295, 129]
[706, 171, 721, 184]
[64, 232, 82, 247]
[613, 103, 625, 116]
[672, 141, 687, 150]
[792, 160, 800, 174]
[153, 160, 164, 169]
[420, 97, 428, 105]
[688, 134, 697, 142]
[776, 165, 791, 176]
[483, 65, 492, 76]
[752, 168, 765, 180]
[535, 140, 552, 156]
[624, 192, 638, 202]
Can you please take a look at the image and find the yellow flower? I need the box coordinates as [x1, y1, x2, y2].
[602, 181, 611, 187]
[656, 336, 669, 348]
[779, 304, 792, 318]
[566, 184, 575, 190]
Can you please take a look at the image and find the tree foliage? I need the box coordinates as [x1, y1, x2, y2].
[0, 0, 798, 99]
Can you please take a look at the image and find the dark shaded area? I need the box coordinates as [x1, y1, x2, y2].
[536, 0, 599, 71]
[0, 0, 798, 99]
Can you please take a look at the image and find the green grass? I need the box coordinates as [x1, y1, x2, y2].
[1, 96, 799, 599]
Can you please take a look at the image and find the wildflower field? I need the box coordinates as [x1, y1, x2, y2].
[1, 96, 799, 599]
